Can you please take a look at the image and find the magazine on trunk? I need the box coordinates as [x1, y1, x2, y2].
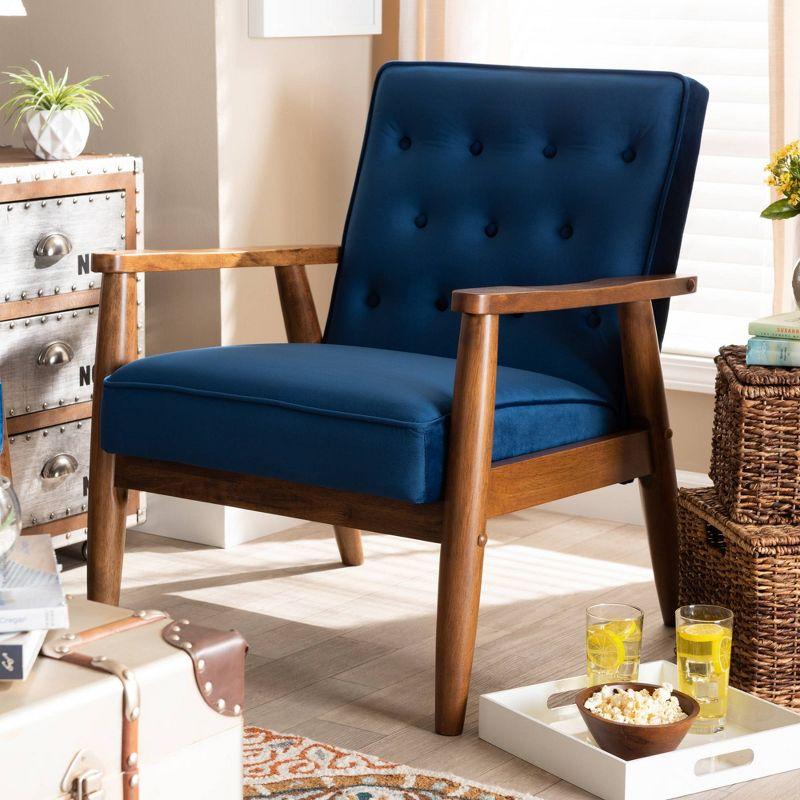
[0, 534, 68, 633]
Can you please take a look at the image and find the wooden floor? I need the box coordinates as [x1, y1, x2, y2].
[60, 507, 800, 799]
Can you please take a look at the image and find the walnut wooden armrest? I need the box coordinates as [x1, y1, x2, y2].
[91, 242, 334, 404]
[91, 245, 341, 273]
[451, 274, 696, 315]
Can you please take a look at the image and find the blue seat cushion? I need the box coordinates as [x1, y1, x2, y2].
[101, 344, 618, 504]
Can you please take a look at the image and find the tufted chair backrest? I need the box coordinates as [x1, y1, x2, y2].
[324, 62, 708, 411]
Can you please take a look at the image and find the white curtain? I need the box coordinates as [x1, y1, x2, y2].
[768, 0, 800, 313]
[398, 0, 446, 61]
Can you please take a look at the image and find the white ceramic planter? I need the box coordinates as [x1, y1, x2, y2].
[22, 109, 90, 161]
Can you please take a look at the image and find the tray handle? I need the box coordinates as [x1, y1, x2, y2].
[694, 748, 754, 776]
[679, 745, 756, 793]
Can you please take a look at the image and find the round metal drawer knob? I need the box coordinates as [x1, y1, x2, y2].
[34, 232, 72, 259]
[41, 453, 78, 484]
[36, 340, 74, 367]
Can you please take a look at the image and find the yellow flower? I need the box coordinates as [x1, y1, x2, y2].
[764, 139, 800, 205]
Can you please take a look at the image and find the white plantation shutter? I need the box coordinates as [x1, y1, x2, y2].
[443, 0, 774, 358]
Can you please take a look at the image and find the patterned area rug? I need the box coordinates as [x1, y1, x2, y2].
[243, 727, 539, 799]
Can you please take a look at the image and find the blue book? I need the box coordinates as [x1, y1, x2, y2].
[746, 336, 800, 368]
[0, 629, 46, 680]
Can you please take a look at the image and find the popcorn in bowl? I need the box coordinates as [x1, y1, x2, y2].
[584, 683, 688, 725]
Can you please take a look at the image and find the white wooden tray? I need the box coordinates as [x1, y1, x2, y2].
[479, 660, 800, 800]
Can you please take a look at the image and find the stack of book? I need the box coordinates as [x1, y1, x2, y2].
[0, 534, 68, 681]
[747, 310, 800, 367]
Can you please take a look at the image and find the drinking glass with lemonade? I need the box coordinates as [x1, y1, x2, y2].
[585, 603, 643, 685]
[676, 605, 733, 733]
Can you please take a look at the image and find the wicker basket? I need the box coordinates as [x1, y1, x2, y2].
[711, 344, 800, 525]
[678, 486, 800, 709]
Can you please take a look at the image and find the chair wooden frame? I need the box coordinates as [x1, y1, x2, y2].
[87, 244, 696, 735]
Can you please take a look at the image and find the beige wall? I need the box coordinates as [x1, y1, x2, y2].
[667, 390, 714, 474]
[373, 0, 400, 75]
[213, 1, 372, 346]
[0, 0, 222, 356]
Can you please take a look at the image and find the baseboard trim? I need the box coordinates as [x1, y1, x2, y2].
[133, 495, 298, 548]
[538, 469, 712, 526]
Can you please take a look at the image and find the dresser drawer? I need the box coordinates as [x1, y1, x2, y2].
[9, 418, 89, 527]
[1, 306, 97, 416]
[0, 190, 125, 301]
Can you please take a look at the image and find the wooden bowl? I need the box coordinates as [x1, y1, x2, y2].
[575, 682, 700, 761]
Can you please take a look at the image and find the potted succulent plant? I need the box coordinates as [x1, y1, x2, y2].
[0, 60, 111, 160]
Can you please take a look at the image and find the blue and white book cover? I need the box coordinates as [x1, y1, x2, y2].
[746, 336, 800, 368]
[0, 534, 68, 633]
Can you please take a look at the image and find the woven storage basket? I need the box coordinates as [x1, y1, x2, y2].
[711, 344, 800, 524]
[678, 486, 800, 709]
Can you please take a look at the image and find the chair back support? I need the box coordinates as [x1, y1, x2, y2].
[325, 62, 708, 410]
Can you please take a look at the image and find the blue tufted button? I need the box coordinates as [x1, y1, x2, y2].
[484, 222, 498, 238]
[586, 309, 602, 328]
[435, 296, 448, 311]
[542, 144, 557, 159]
[366, 291, 381, 308]
[559, 224, 573, 239]
[414, 213, 428, 229]
[470, 140, 483, 156]
[622, 148, 636, 163]
[399, 136, 412, 150]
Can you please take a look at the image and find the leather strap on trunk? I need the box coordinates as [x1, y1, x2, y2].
[161, 619, 247, 716]
[42, 609, 166, 800]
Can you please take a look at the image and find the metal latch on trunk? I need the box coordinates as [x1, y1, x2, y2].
[61, 750, 105, 799]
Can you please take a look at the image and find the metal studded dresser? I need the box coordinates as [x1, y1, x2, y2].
[0, 148, 145, 553]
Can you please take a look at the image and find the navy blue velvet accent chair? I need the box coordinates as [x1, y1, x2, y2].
[88, 62, 707, 735]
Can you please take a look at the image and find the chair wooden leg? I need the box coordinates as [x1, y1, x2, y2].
[436, 313, 498, 735]
[87, 272, 137, 605]
[637, 464, 679, 624]
[333, 526, 364, 566]
[619, 300, 679, 625]
[87, 449, 128, 605]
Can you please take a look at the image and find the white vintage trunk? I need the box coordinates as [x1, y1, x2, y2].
[0, 598, 243, 799]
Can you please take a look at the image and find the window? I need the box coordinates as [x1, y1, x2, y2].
[441, 0, 774, 359]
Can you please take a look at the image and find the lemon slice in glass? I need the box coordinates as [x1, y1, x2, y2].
[586, 626, 625, 672]
[677, 622, 731, 673]
[605, 619, 641, 642]
[715, 633, 732, 673]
